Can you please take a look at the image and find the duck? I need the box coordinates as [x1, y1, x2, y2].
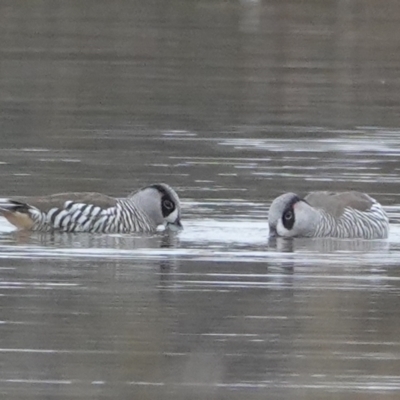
[0, 183, 182, 233]
[268, 191, 389, 239]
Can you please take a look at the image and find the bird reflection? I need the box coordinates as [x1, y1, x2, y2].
[268, 236, 390, 254]
[7, 229, 179, 249]
[0, 229, 182, 273]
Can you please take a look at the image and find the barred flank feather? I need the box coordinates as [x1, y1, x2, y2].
[19, 199, 153, 233]
[314, 202, 389, 239]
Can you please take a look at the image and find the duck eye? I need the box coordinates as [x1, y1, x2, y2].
[284, 210, 293, 221]
[163, 199, 174, 210]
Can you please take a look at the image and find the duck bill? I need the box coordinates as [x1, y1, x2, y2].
[167, 219, 183, 231]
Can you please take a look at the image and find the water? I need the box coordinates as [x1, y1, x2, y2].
[1, 0, 400, 399]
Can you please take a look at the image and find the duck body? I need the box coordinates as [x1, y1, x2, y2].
[0, 183, 182, 233]
[268, 191, 389, 239]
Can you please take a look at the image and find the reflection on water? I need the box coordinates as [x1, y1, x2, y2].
[2, 237, 400, 399]
[269, 236, 391, 254]
[1, 0, 400, 399]
[1, 213, 400, 398]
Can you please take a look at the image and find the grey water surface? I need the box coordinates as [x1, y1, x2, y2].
[1, 1, 400, 399]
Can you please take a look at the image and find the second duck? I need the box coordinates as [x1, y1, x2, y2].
[268, 191, 389, 239]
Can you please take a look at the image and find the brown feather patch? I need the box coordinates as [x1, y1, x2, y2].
[1, 210, 35, 230]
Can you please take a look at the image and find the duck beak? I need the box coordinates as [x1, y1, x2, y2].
[167, 219, 183, 231]
[269, 226, 277, 238]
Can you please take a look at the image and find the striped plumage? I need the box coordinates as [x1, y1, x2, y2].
[268, 191, 389, 239]
[0, 183, 182, 233]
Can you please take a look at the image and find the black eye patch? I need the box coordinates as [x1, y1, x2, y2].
[282, 207, 295, 229]
[282, 195, 302, 230]
[149, 185, 177, 217]
[161, 196, 175, 217]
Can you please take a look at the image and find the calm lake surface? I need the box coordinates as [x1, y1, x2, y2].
[1, 1, 400, 399]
